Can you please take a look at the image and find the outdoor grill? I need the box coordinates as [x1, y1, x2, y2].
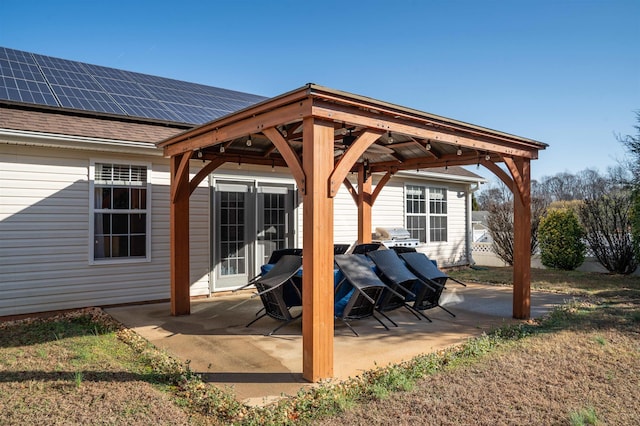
[372, 226, 421, 249]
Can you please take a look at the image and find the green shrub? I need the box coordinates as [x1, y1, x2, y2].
[538, 208, 586, 270]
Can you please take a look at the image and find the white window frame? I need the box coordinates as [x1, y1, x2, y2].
[89, 159, 152, 265]
[404, 184, 448, 243]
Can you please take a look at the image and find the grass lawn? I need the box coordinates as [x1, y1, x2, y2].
[1, 267, 638, 425]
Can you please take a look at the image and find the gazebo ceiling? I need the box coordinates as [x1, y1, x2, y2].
[158, 84, 547, 175]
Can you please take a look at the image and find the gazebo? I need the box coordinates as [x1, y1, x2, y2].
[157, 84, 547, 382]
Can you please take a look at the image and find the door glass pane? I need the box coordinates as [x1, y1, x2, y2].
[219, 191, 245, 276]
[260, 192, 287, 264]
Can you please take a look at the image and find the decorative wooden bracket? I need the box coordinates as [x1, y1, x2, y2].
[189, 157, 227, 195]
[329, 129, 384, 197]
[262, 126, 307, 195]
[371, 171, 393, 204]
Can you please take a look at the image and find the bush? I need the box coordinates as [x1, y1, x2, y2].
[579, 189, 638, 275]
[538, 208, 585, 270]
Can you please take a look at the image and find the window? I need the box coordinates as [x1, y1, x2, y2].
[429, 187, 448, 242]
[405, 185, 448, 243]
[91, 162, 150, 262]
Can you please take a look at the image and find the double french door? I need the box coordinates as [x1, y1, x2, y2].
[213, 180, 295, 291]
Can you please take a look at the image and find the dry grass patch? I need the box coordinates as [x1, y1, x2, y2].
[318, 325, 639, 425]
[0, 309, 197, 426]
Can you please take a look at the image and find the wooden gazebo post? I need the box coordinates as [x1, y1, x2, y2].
[506, 157, 532, 319]
[357, 163, 373, 244]
[170, 152, 192, 316]
[301, 117, 335, 381]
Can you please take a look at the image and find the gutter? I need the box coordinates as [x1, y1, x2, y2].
[0, 128, 163, 156]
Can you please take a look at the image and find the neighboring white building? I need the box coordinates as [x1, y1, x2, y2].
[0, 47, 484, 317]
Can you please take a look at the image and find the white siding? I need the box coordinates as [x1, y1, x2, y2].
[1, 140, 474, 316]
[0, 144, 210, 316]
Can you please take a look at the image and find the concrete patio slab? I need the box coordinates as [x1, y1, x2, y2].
[105, 283, 571, 405]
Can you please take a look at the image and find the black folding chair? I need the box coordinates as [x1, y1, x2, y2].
[333, 254, 390, 336]
[390, 246, 417, 254]
[333, 244, 351, 255]
[367, 249, 433, 323]
[399, 252, 457, 317]
[245, 255, 303, 335]
[351, 242, 383, 255]
[267, 248, 303, 264]
[233, 248, 303, 293]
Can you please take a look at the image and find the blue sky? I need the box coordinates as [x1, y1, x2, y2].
[1, 0, 638, 183]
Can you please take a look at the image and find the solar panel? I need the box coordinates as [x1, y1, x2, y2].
[0, 46, 266, 124]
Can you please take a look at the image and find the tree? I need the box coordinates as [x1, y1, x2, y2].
[617, 111, 640, 258]
[538, 208, 585, 270]
[480, 183, 548, 265]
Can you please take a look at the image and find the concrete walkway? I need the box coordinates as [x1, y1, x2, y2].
[106, 283, 571, 405]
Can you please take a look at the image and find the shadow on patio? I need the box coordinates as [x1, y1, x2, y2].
[106, 283, 570, 405]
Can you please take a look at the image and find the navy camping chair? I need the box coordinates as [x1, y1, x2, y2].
[366, 249, 434, 323]
[333, 254, 390, 336]
[245, 255, 304, 335]
[399, 252, 457, 317]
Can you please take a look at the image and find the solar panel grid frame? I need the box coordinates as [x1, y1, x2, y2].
[0, 46, 267, 124]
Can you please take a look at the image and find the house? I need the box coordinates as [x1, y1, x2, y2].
[0, 47, 486, 317]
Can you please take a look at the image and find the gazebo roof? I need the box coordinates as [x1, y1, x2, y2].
[158, 84, 546, 177]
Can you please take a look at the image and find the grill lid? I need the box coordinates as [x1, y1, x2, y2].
[375, 226, 412, 240]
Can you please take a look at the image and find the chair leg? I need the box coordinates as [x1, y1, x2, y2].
[341, 319, 360, 337]
[268, 313, 302, 336]
[438, 304, 456, 317]
[246, 312, 267, 328]
[448, 277, 467, 287]
[376, 310, 398, 327]
[408, 305, 433, 322]
[403, 304, 424, 321]
[372, 313, 390, 331]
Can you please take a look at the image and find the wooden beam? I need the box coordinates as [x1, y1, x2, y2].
[170, 153, 191, 316]
[329, 129, 384, 197]
[163, 99, 312, 157]
[368, 152, 484, 173]
[357, 163, 373, 244]
[158, 88, 311, 149]
[302, 117, 335, 382]
[371, 171, 393, 204]
[311, 102, 538, 159]
[262, 126, 307, 194]
[308, 90, 544, 151]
